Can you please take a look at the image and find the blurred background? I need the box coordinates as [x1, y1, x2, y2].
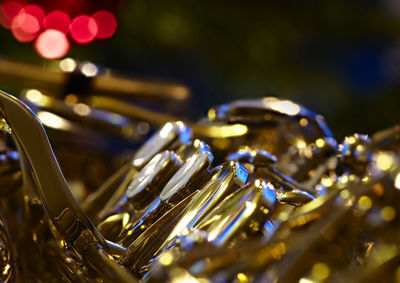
[0, 0, 399, 140]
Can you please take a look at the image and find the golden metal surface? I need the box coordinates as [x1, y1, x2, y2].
[0, 87, 398, 282]
[0, 59, 190, 102]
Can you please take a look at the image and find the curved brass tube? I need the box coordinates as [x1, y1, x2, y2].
[0, 90, 108, 254]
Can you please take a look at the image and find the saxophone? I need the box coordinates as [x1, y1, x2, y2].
[0, 87, 398, 283]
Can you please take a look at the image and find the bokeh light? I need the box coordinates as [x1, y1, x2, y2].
[59, 57, 77, 72]
[43, 10, 70, 34]
[23, 4, 45, 27]
[34, 29, 70, 59]
[92, 10, 117, 39]
[10, 4, 45, 43]
[70, 15, 98, 44]
[0, 0, 22, 28]
[1, 1, 118, 58]
[11, 12, 40, 42]
[80, 61, 98, 77]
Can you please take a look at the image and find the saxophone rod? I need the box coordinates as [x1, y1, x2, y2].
[0, 58, 190, 101]
[88, 96, 249, 139]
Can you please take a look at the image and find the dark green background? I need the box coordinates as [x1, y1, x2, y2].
[1, 0, 400, 140]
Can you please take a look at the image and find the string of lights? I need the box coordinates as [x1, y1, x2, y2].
[0, 0, 117, 58]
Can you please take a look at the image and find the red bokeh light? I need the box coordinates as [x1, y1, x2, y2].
[11, 13, 40, 42]
[23, 4, 45, 27]
[44, 10, 70, 34]
[35, 29, 70, 59]
[1, 2, 118, 58]
[92, 10, 117, 39]
[0, 1, 22, 29]
[70, 15, 98, 44]
[10, 4, 44, 43]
